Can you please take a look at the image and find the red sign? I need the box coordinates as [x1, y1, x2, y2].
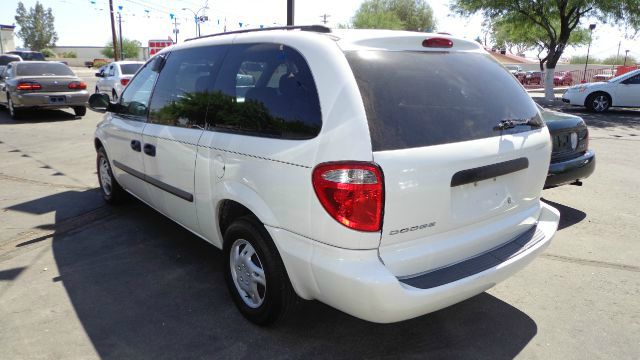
[148, 38, 174, 56]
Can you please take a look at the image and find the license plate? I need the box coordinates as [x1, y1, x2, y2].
[49, 96, 66, 104]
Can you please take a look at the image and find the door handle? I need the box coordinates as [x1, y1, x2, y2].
[143, 143, 156, 157]
[130, 140, 141, 152]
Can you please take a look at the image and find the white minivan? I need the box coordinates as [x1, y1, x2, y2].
[88, 26, 560, 325]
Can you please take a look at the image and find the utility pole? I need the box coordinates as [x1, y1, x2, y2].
[117, 12, 124, 60]
[287, 0, 294, 26]
[109, 0, 119, 61]
[320, 13, 330, 25]
[614, 41, 621, 71]
[172, 17, 180, 43]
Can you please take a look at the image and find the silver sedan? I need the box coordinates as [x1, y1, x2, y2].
[0, 61, 89, 119]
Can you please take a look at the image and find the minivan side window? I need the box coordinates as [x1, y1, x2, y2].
[148, 46, 227, 128]
[210, 43, 322, 139]
[116, 60, 159, 119]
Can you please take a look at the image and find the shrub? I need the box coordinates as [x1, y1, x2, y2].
[62, 51, 77, 58]
[93, 60, 108, 68]
[41, 48, 55, 58]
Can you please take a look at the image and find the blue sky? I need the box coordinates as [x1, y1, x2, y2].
[1, 0, 637, 60]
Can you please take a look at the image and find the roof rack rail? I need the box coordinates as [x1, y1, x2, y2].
[185, 25, 331, 42]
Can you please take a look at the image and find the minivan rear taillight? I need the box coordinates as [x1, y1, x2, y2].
[120, 78, 130, 86]
[312, 162, 384, 232]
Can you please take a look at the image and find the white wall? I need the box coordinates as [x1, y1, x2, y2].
[0, 28, 16, 53]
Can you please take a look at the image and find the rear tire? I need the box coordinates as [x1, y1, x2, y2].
[586, 92, 611, 113]
[223, 216, 297, 326]
[74, 106, 87, 117]
[97, 147, 125, 204]
[8, 96, 20, 120]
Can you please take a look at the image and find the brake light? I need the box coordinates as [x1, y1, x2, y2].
[68, 81, 87, 90]
[422, 38, 453, 48]
[120, 78, 130, 86]
[312, 162, 384, 232]
[16, 82, 42, 90]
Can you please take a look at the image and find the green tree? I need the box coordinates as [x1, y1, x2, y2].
[14, 1, 58, 51]
[570, 54, 601, 64]
[101, 39, 142, 59]
[452, 0, 640, 101]
[602, 54, 637, 65]
[352, 0, 436, 31]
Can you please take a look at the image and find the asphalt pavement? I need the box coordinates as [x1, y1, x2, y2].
[0, 74, 638, 359]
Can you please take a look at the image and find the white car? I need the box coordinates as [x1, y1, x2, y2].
[95, 61, 144, 101]
[562, 69, 640, 112]
[87, 26, 559, 325]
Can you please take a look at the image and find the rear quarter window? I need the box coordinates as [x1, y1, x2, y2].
[345, 51, 541, 151]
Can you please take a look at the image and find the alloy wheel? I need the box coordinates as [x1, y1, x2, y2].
[593, 95, 609, 112]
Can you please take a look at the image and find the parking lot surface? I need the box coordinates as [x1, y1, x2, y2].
[0, 74, 638, 359]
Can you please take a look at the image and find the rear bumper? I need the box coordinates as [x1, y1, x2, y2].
[268, 202, 560, 323]
[11, 91, 89, 108]
[545, 150, 595, 188]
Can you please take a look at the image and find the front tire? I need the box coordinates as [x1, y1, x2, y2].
[74, 106, 87, 117]
[223, 217, 297, 326]
[586, 92, 611, 112]
[97, 147, 125, 204]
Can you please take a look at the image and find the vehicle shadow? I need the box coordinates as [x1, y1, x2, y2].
[13, 192, 538, 359]
[541, 198, 587, 231]
[558, 107, 640, 130]
[0, 108, 80, 124]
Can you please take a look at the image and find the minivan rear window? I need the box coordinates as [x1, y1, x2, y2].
[345, 51, 542, 151]
[120, 63, 142, 75]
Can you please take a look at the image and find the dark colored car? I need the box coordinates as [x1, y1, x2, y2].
[539, 106, 595, 188]
[6, 50, 46, 61]
[554, 71, 573, 86]
[0, 61, 89, 119]
[525, 71, 543, 85]
[0, 54, 23, 65]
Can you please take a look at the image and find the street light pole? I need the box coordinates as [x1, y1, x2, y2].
[624, 50, 630, 66]
[182, 4, 209, 37]
[582, 24, 596, 83]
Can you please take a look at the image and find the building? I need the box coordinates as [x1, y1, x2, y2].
[0, 24, 16, 53]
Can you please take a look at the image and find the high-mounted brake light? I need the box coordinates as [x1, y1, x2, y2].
[16, 82, 42, 90]
[422, 38, 453, 48]
[68, 81, 87, 90]
[312, 162, 384, 232]
[120, 78, 130, 86]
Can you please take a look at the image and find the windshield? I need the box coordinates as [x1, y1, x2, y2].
[16, 63, 75, 76]
[345, 50, 542, 151]
[608, 69, 640, 83]
[120, 63, 143, 75]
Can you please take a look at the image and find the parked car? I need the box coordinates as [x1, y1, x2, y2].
[0, 54, 23, 66]
[538, 105, 595, 188]
[95, 61, 144, 101]
[553, 71, 573, 86]
[6, 50, 46, 61]
[562, 69, 640, 112]
[0, 61, 89, 119]
[592, 70, 615, 82]
[525, 71, 543, 85]
[88, 27, 559, 325]
[505, 64, 526, 82]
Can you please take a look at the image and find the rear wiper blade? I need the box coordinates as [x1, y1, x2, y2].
[494, 119, 542, 130]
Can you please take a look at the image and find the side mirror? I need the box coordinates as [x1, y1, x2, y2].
[88, 93, 112, 113]
[95, 72, 103, 77]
